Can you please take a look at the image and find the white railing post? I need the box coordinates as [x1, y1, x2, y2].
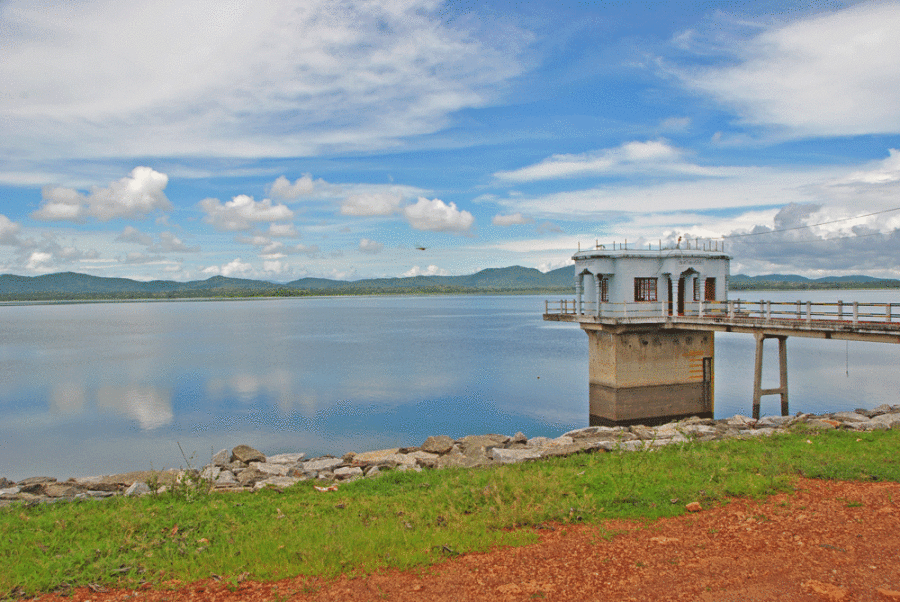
[699, 299, 704, 318]
[853, 301, 859, 324]
[766, 301, 771, 321]
[728, 300, 734, 319]
[806, 301, 812, 325]
[796, 300, 801, 320]
[838, 300, 843, 321]
[888, 303, 892, 323]
[545, 299, 548, 314]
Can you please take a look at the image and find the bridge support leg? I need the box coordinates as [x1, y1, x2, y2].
[752, 333, 789, 419]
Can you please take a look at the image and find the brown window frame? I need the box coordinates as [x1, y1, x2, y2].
[634, 277, 657, 302]
[600, 277, 609, 303]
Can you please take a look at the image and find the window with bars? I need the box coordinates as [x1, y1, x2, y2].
[705, 278, 716, 301]
[634, 277, 657, 302]
[600, 277, 609, 302]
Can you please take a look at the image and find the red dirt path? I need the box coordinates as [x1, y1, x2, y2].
[31, 478, 900, 601]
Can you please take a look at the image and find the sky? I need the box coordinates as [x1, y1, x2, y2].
[2, 0, 900, 282]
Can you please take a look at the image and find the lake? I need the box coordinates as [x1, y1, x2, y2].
[1, 291, 899, 481]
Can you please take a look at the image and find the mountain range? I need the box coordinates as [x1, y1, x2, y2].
[0, 266, 575, 300]
[1, 268, 898, 301]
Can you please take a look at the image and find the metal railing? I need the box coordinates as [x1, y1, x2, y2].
[545, 298, 900, 326]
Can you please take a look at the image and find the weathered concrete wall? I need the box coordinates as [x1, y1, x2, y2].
[584, 327, 714, 425]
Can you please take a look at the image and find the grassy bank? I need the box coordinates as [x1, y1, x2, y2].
[3, 428, 899, 597]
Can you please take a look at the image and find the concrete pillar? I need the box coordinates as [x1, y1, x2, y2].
[751, 333, 789, 419]
[582, 326, 714, 426]
[575, 275, 583, 315]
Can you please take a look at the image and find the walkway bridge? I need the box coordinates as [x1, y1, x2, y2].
[544, 298, 900, 420]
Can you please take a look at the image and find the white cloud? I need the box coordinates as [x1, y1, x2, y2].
[154, 232, 199, 253]
[32, 167, 171, 222]
[492, 212, 532, 226]
[0, 0, 527, 160]
[268, 175, 316, 200]
[402, 264, 448, 277]
[26, 251, 53, 271]
[358, 238, 384, 254]
[681, 2, 900, 137]
[259, 241, 319, 258]
[494, 140, 713, 182]
[341, 192, 404, 217]
[0, 215, 23, 245]
[199, 195, 293, 231]
[116, 226, 154, 246]
[266, 223, 299, 238]
[202, 258, 253, 278]
[403, 197, 474, 233]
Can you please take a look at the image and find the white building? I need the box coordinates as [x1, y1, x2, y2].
[572, 244, 731, 318]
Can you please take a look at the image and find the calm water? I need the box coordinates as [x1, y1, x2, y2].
[1, 292, 898, 481]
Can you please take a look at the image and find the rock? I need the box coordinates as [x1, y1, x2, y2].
[266, 453, 306, 465]
[0, 477, 12, 488]
[727, 415, 756, 428]
[679, 424, 717, 437]
[564, 426, 625, 439]
[832, 411, 870, 423]
[18, 476, 56, 494]
[491, 448, 542, 464]
[231, 444, 265, 464]
[248, 462, 290, 476]
[630, 425, 656, 440]
[421, 435, 455, 455]
[253, 476, 301, 491]
[43, 483, 82, 498]
[756, 415, 793, 427]
[511, 431, 528, 444]
[124, 482, 150, 497]
[334, 466, 364, 479]
[215, 470, 238, 486]
[870, 413, 900, 428]
[872, 404, 894, 415]
[237, 468, 267, 487]
[211, 449, 229, 467]
[406, 450, 440, 468]
[303, 457, 345, 472]
[0, 486, 22, 497]
[685, 501, 702, 513]
[806, 419, 838, 430]
[352, 448, 402, 465]
[200, 466, 221, 481]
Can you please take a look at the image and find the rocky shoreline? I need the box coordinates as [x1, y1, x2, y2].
[4, 406, 900, 507]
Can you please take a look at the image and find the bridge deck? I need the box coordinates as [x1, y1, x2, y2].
[544, 299, 900, 344]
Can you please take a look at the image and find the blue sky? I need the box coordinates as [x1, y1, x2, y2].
[2, 0, 900, 281]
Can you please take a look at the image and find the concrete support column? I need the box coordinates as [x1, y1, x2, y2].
[595, 274, 603, 317]
[752, 333, 789, 419]
[583, 326, 714, 426]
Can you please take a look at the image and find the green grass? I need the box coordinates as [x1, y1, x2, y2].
[3, 428, 899, 597]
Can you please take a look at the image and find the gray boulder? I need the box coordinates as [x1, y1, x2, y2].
[231, 444, 266, 464]
[303, 457, 345, 472]
[421, 435, 455, 455]
[124, 482, 151, 497]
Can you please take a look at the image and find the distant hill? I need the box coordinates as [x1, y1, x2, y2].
[0, 266, 576, 301]
[730, 274, 900, 290]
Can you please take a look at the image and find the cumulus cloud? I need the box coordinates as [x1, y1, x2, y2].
[202, 258, 253, 278]
[32, 167, 171, 222]
[268, 175, 316, 200]
[494, 140, 712, 182]
[402, 264, 448, 277]
[358, 238, 384, 254]
[0, 215, 23, 245]
[492, 212, 532, 226]
[116, 226, 154, 246]
[680, 2, 900, 137]
[341, 192, 404, 217]
[199, 195, 293, 231]
[404, 197, 474, 233]
[0, 0, 527, 160]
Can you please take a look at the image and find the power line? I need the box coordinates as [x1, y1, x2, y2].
[720, 206, 900, 239]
